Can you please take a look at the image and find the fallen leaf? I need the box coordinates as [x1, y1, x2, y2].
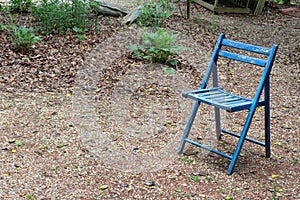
[8, 139, 16, 143]
[99, 185, 108, 190]
[276, 155, 284, 159]
[4, 172, 10, 176]
[271, 174, 278, 179]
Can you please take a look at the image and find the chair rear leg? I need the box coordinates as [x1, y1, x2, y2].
[265, 101, 271, 158]
[215, 107, 221, 139]
[178, 102, 200, 154]
[265, 81, 271, 158]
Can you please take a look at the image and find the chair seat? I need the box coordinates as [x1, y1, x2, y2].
[182, 87, 265, 112]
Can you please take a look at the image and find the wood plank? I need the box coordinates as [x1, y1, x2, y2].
[214, 7, 250, 14]
[218, 50, 267, 66]
[193, 0, 250, 14]
[222, 39, 271, 55]
[193, 0, 215, 11]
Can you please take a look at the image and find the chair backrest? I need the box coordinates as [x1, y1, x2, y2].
[201, 34, 278, 103]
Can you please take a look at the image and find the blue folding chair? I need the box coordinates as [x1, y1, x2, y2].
[178, 34, 278, 175]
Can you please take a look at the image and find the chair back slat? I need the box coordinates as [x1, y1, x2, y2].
[218, 50, 267, 67]
[222, 39, 271, 55]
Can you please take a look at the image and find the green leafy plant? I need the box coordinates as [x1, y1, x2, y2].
[180, 156, 194, 163]
[136, 0, 175, 27]
[32, 0, 94, 35]
[225, 195, 233, 200]
[11, 26, 41, 52]
[51, 166, 57, 172]
[190, 175, 200, 181]
[75, 34, 87, 40]
[129, 28, 185, 65]
[15, 140, 23, 147]
[9, 0, 34, 13]
[292, 158, 298, 164]
[26, 194, 35, 200]
[73, 26, 87, 40]
[174, 188, 182, 193]
[5, 25, 41, 52]
[0, 24, 7, 31]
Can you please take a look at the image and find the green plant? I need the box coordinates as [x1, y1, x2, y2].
[75, 34, 87, 40]
[9, 13, 19, 24]
[51, 166, 57, 172]
[15, 140, 23, 146]
[9, 0, 34, 13]
[205, 175, 216, 181]
[174, 188, 182, 193]
[5, 25, 41, 52]
[0, 24, 7, 31]
[180, 156, 194, 163]
[73, 26, 87, 40]
[136, 0, 175, 27]
[292, 158, 298, 164]
[129, 28, 185, 65]
[219, 187, 227, 194]
[73, 26, 87, 34]
[32, 0, 94, 35]
[190, 175, 200, 181]
[225, 196, 233, 200]
[26, 194, 35, 200]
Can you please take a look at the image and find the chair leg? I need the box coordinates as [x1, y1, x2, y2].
[227, 107, 256, 175]
[227, 124, 249, 175]
[178, 101, 200, 154]
[265, 108, 271, 158]
[214, 107, 221, 139]
[265, 80, 271, 158]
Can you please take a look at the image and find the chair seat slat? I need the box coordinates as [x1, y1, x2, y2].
[183, 88, 255, 112]
[201, 91, 223, 96]
[214, 97, 245, 103]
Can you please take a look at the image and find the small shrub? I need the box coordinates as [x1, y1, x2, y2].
[6, 25, 41, 52]
[9, 0, 34, 13]
[129, 28, 185, 65]
[32, 0, 94, 35]
[136, 0, 175, 27]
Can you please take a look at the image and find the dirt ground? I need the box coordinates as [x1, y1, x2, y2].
[0, 1, 299, 199]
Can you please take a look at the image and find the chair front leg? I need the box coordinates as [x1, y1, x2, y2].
[227, 107, 256, 175]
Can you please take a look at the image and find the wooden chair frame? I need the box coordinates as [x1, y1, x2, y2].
[178, 34, 278, 175]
